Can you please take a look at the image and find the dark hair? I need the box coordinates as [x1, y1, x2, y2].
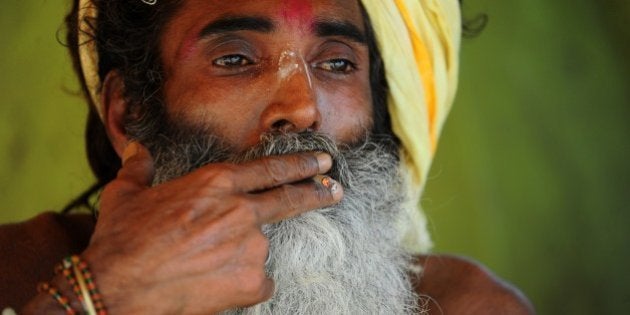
[62, 0, 183, 213]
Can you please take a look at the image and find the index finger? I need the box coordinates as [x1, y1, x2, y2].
[233, 152, 332, 192]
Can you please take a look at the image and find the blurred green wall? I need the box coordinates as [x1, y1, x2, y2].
[0, 1, 92, 220]
[1, 1, 628, 314]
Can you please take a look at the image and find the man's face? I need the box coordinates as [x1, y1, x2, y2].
[158, 0, 372, 151]
[115, 3, 417, 312]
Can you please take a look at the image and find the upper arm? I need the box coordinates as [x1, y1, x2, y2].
[412, 254, 536, 315]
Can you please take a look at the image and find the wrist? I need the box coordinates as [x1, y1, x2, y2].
[81, 249, 158, 315]
[22, 254, 112, 315]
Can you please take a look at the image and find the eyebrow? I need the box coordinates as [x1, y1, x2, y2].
[313, 19, 367, 44]
[198, 16, 274, 38]
[197, 16, 366, 44]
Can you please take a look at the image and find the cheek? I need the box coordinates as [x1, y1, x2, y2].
[317, 81, 373, 143]
[163, 73, 272, 148]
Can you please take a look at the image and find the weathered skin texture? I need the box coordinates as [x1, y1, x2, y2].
[1, 1, 534, 314]
[1, 213, 534, 314]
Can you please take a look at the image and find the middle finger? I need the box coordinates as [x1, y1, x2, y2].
[249, 175, 343, 224]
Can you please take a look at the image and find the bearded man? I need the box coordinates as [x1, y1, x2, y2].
[1, 0, 534, 314]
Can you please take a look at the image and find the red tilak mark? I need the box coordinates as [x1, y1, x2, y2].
[281, 0, 313, 32]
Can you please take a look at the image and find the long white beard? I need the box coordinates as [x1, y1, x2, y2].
[224, 140, 420, 315]
[146, 130, 421, 314]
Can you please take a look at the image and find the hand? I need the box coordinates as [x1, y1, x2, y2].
[82, 142, 342, 314]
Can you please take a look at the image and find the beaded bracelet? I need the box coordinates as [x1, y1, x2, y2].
[54, 255, 108, 315]
[71, 255, 107, 315]
[55, 260, 82, 303]
[37, 282, 77, 315]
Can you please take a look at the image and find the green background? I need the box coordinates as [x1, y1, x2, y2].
[1, 1, 628, 314]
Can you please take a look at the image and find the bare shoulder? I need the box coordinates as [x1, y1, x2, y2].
[410, 254, 536, 315]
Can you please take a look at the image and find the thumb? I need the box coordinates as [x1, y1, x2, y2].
[116, 141, 155, 189]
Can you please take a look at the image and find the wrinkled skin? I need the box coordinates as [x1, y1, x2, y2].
[99, 1, 369, 312]
[86, 145, 342, 313]
[27, 0, 369, 313]
[21, 0, 535, 314]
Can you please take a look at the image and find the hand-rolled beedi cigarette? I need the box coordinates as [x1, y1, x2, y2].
[313, 174, 340, 194]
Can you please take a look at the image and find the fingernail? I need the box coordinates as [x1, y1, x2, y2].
[122, 141, 139, 163]
[320, 176, 342, 199]
[315, 152, 332, 173]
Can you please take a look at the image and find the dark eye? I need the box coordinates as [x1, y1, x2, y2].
[213, 54, 251, 67]
[318, 59, 356, 73]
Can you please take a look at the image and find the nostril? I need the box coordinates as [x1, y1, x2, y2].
[271, 119, 294, 132]
[307, 121, 319, 132]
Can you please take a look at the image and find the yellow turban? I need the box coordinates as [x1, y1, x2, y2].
[361, 0, 461, 252]
[78, 0, 462, 252]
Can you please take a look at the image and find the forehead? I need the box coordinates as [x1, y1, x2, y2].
[166, 0, 364, 35]
[161, 0, 366, 68]
[178, 0, 361, 17]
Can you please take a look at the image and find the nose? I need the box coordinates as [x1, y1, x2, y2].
[260, 68, 320, 134]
